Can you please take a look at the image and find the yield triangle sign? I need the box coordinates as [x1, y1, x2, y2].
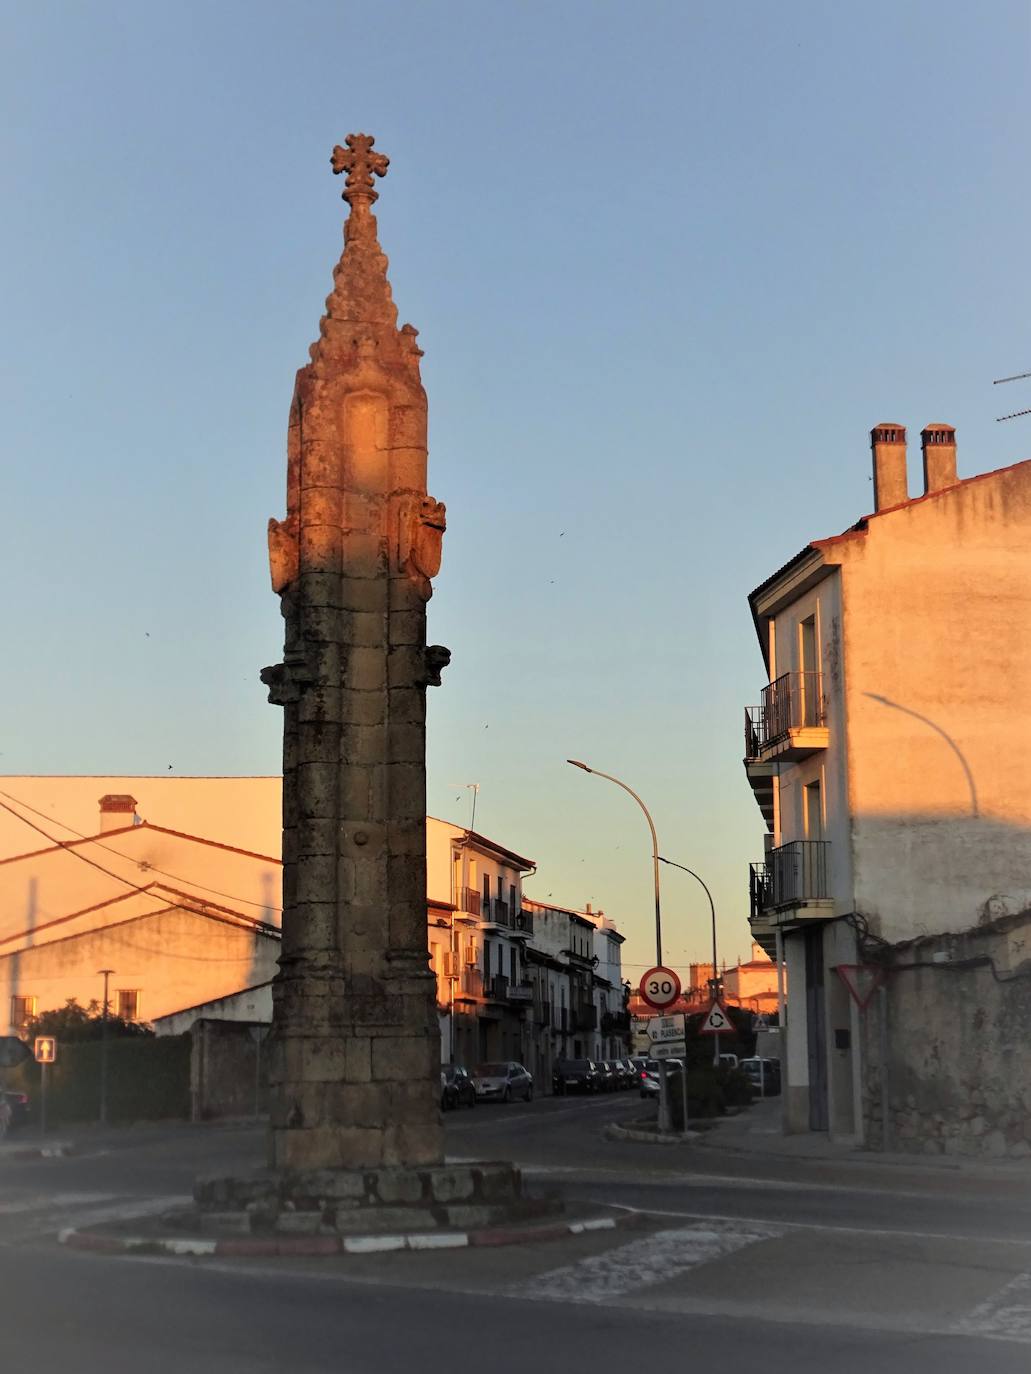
[701, 1001, 731, 1035]
[834, 964, 885, 1011]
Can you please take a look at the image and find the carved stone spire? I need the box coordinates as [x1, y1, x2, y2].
[313, 134, 402, 356]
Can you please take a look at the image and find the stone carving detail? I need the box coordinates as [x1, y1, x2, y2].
[424, 645, 451, 687]
[267, 517, 298, 595]
[398, 497, 446, 600]
[331, 133, 389, 205]
[259, 654, 316, 706]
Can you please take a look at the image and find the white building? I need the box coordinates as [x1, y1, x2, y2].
[743, 425, 1031, 1141]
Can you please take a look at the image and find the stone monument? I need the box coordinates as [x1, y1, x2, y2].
[193, 138, 531, 1235]
[259, 132, 447, 1176]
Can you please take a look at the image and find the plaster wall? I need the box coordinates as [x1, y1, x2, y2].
[1, 908, 278, 1034]
[832, 462, 1031, 943]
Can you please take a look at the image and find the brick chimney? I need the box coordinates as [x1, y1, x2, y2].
[921, 424, 958, 496]
[99, 794, 137, 833]
[870, 424, 908, 512]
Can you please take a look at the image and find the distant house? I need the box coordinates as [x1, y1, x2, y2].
[0, 789, 281, 1034]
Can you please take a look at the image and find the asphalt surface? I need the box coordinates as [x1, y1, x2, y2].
[3, 1093, 1031, 1371]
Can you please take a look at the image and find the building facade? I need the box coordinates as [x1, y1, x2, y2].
[0, 779, 627, 1094]
[743, 425, 1031, 1146]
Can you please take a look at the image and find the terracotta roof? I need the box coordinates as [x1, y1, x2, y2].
[0, 819, 280, 868]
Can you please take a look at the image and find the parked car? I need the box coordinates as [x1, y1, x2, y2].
[596, 1061, 618, 1092]
[739, 1057, 781, 1096]
[0, 1089, 29, 1132]
[552, 1058, 599, 1094]
[472, 1062, 533, 1103]
[639, 1058, 683, 1097]
[441, 1064, 476, 1110]
[718, 1053, 739, 1070]
[609, 1058, 634, 1090]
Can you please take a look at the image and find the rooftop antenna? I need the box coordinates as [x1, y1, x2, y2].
[449, 782, 480, 831]
[993, 369, 1031, 422]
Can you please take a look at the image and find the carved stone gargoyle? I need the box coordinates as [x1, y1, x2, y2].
[398, 497, 446, 600]
[260, 652, 316, 706]
[267, 516, 299, 596]
[424, 645, 451, 687]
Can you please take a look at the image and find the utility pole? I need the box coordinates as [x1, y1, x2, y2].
[98, 968, 114, 1126]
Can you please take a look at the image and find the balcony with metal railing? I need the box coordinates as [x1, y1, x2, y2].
[744, 672, 829, 765]
[460, 887, 482, 919]
[749, 840, 833, 925]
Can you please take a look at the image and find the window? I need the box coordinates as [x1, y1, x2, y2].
[510, 947, 517, 982]
[10, 995, 36, 1032]
[117, 989, 140, 1022]
[804, 781, 823, 841]
[482, 873, 490, 908]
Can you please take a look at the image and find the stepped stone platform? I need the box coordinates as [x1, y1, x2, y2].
[188, 1161, 554, 1237]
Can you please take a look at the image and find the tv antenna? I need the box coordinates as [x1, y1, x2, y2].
[993, 370, 1031, 422]
[449, 782, 480, 831]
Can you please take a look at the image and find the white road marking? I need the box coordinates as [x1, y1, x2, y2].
[599, 1201, 1031, 1250]
[0, 1193, 187, 1243]
[0, 1192, 114, 1215]
[958, 1273, 1031, 1343]
[512, 1223, 781, 1304]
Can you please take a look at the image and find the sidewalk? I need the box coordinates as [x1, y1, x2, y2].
[696, 1096, 1031, 1180]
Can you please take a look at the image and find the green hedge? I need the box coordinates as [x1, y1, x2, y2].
[4, 1035, 191, 1125]
[666, 1064, 754, 1127]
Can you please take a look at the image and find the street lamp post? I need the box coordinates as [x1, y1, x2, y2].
[658, 857, 722, 1067]
[98, 968, 114, 1126]
[566, 761, 663, 964]
[566, 760, 671, 1131]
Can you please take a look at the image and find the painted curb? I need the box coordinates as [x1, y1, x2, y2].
[58, 1211, 641, 1260]
[605, 1122, 699, 1145]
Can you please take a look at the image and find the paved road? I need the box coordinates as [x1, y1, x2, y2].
[3, 1095, 1031, 1371]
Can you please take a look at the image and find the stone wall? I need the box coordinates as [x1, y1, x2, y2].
[190, 1018, 269, 1121]
[861, 905, 1031, 1158]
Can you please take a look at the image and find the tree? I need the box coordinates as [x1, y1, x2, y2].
[24, 998, 154, 1043]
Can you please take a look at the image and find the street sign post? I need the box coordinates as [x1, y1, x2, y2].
[651, 1040, 687, 1059]
[639, 966, 681, 1012]
[34, 1037, 57, 1138]
[647, 1013, 686, 1044]
[700, 1002, 731, 1036]
[34, 1037, 56, 1064]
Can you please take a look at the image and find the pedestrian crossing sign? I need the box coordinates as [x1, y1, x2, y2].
[34, 1036, 57, 1064]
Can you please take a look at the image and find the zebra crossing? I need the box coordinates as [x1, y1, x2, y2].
[514, 1220, 783, 1303]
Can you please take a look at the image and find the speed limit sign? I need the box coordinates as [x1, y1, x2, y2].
[639, 965, 681, 1011]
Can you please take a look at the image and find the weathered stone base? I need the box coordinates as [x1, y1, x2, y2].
[192, 1161, 551, 1236]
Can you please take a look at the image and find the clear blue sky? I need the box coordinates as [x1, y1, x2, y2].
[2, 1, 1029, 977]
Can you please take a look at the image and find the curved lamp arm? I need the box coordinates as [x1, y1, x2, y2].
[567, 759, 663, 965]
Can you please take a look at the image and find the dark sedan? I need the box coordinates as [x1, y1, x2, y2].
[552, 1058, 599, 1094]
[441, 1064, 477, 1110]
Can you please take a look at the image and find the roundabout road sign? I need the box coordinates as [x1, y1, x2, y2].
[639, 965, 682, 1012]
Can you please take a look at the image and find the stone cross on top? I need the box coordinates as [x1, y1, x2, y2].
[331, 133, 389, 206]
